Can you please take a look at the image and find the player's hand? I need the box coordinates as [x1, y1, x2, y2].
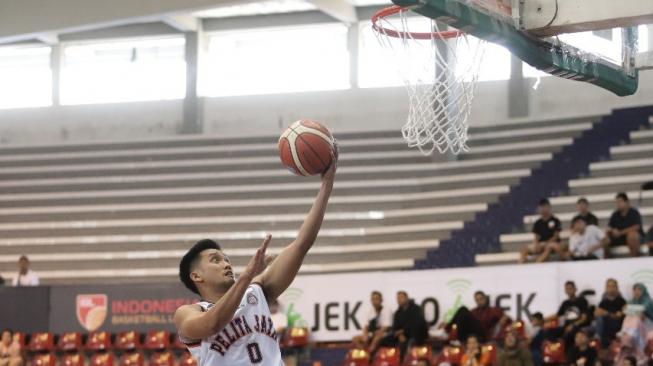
[242, 234, 271, 280]
[321, 140, 338, 182]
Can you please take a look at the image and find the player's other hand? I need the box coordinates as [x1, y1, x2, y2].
[242, 234, 271, 280]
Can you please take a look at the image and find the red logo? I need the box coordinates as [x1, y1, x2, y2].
[76, 294, 108, 331]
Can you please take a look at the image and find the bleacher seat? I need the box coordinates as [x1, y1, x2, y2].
[115, 331, 141, 351]
[31, 353, 56, 366]
[0, 119, 596, 284]
[439, 346, 463, 366]
[402, 346, 432, 366]
[29, 333, 55, 352]
[90, 353, 115, 366]
[86, 332, 112, 351]
[177, 352, 197, 366]
[282, 327, 309, 348]
[150, 351, 176, 366]
[343, 349, 370, 366]
[542, 340, 566, 365]
[144, 331, 170, 350]
[58, 332, 83, 352]
[60, 353, 85, 366]
[118, 352, 144, 366]
[481, 344, 497, 366]
[372, 347, 401, 366]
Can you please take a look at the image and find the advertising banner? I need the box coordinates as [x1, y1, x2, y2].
[0, 287, 50, 333]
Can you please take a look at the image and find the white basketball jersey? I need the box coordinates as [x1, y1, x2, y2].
[180, 284, 283, 366]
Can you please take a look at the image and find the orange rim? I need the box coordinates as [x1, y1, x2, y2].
[371, 5, 464, 40]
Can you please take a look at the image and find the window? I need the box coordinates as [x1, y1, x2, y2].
[0, 46, 52, 109]
[201, 23, 349, 97]
[61, 37, 185, 105]
[358, 20, 511, 88]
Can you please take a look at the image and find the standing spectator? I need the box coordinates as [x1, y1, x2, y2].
[564, 217, 605, 260]
[566, 330, 599, 366]
[497, 331, 533, 366]
[381, 291, 428, 361]
[352, 291, 392, 355]
[520, 199, 562, 263]
[470, 291, 510, 342]
[605, 193, 644, 257]
[615, 283, 653, 365]
[572, 198, 599, 227]
[0, 329, 22, 366]
[461, 335, 491, 366]
[544, 281, 589, 349]
[12, 255, 39, 287]
[527, 313, 544, 366]
[595, 278, 626, 347]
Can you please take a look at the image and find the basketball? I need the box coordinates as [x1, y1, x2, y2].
[278, 120, 335, 176]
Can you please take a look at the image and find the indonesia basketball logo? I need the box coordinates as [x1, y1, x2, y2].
[247, 293, 258, 305]
[76, 294, 108, 331]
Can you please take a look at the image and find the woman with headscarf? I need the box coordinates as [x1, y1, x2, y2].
[615, 283, 653, 365]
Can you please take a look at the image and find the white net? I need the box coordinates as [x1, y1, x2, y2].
[372, 6, 487, 155]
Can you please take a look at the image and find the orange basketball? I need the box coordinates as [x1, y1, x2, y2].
[278, 120, 335, 176]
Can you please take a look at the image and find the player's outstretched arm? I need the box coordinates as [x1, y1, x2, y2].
[174, 235, 270, 340]
[256, 158, 336, 301]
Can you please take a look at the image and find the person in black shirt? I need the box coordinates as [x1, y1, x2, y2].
[544, 281, 589, 349]
[380, 291, 428, 361]
[567, 330, 599, 366]
[520, 199, 562, 263]
[646, 225, 653, 256]
[595, 278, 626, 347]
[571, 198, 599, 227]
[604, 193, 644, 257]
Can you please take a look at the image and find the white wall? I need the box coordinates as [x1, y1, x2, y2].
[0, 70, 651, 145]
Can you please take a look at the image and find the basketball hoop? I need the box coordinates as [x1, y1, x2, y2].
[372, 5, 487, 155]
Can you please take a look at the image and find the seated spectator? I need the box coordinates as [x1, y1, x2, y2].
[564, 217, 605, 261]
[615, 283, 653, 365]
[620, 355, 637, 366]
[604, 193, 644, 257]
[566, 330, 599, 366]
[0, 329, 22, 366]
[352, 291, 392, 355]
[471, 291, 510, 341]
[442, 306, 486, 344]
[572, 198, 599, 227]
[527, 313, 544, 366]
[647, 225, 653, 256]
[520, 199, 562, 263]
[595, 278, 626, 347]
[461, 335, 490, 366]
[380, 291, 428, 361]
[544, 281, 589, 349]
[497, 331, 533, 366]
[11, 255, 39, 287]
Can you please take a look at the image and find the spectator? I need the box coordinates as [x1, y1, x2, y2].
[605, 193, 644, 257]
[572, 198, 599, 227]
[566, 330, 599, 366]
[564, 217, 606, 261]
[520, 199, 562, 263]
[352, 291, 392, 354]
[620, 355, 637, 366]
[544, 281, 589, 349]
[0, 329, 22, 366]
[615, 283, 653, 364]
[527, 313, 544, 366]
[0, 276, 5, 287]
[595, 278, 626, 347]
[461, 335, 490, 366]
[646, 225, 653, 256]
[443, 306, 486, 344]
[497, 331, 533, 366]
[12, 255, 39, 287]
[381, 291, 428, 360]
[470, 291, 510, 341]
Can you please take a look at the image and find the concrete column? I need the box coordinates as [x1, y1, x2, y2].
[181, 26, 203, 134]
[347, 23, 359, 89]
[50, 43, 62, 106]
[508, 54, 529, 118]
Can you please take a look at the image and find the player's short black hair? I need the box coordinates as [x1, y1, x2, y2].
[538, 198, 551, 206]
[616, 192, 629, 201]
[179, 239, 221, 295]
[577, 197, 589, 205]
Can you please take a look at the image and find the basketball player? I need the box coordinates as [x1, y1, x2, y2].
[174, 157, 336, 366]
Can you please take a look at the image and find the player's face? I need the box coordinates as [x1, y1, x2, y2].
[194, 249, 235, 290]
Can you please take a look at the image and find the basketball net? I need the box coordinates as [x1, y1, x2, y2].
[372, 6, 487, 155]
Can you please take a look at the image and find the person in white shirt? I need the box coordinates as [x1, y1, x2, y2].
[12, 256, 39, 287]
[352, 291, 393, 354]
[564, 217, 606, 260]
